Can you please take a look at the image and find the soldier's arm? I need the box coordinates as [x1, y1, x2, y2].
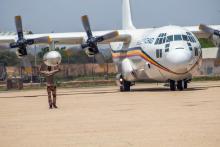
[40, 71, 52, 76]
[39, 64, 47, 75]
[48, 69, 60, 76]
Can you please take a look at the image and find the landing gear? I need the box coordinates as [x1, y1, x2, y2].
[169, 80, 189, 91]
[118, 75, 132, 92]
[177, 80, 184, 91]
[170, 80, 176, 91]
[184, 81, 188, 89]
[120, 80, 131, 92]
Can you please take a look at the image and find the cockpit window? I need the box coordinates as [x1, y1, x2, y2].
[155, 33, 167, 45]
[174, 35, 182, 41]
[182, 35, 188, 41]
[166, 35, 173, 42]
[155, 32, 197, 44]
[186, 32, 196, 43]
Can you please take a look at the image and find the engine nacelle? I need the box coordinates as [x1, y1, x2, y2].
[121, 58, 137, 81]
[85, 45, 112, 64]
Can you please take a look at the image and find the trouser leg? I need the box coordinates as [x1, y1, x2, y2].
[52, 86, 57, 108]
[47, 87, 53, 108]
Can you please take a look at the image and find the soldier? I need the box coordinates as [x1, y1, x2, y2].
[40, 65, 61, 109]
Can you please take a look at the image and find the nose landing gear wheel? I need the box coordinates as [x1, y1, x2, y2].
[120, 80, 131, 92]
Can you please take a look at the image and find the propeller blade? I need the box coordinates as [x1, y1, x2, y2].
[81, 15, 93, 38]
[102, 31, 119, 41]
[15, 16, 24, 39]
[199, 24, 220, 37]
[214, 30, 220, 37]
[199, 24, 214, 34]
[10, 42, 19, 48]
[95, 31, 119, 42]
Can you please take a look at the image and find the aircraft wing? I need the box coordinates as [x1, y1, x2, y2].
[0, 30, 131, 45]
[184, 25, 220, 38]
[35, 30, 131, 44]
[0, 36, 16, 44]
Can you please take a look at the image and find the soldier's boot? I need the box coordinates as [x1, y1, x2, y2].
[52, 95, 58, 109]
[48, 96, 53, 109]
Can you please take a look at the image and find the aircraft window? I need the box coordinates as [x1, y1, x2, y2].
[165, 48, 169, 52]
[195, 47, 199, 56]
[182, 35, 188, 41]
[155, 33, 167, 45]
[186, 32, 190, 35]
[156, 50, 160, 58]
[159, 38, 163, 44]
[174, 35, 182, 41]
[186, 32, 196, 43]
[191, 36, 196, 43]
[155, 38, 159, 44]
[188, 36, 194, 43]
[165, 43, 170, 52]
[189, 47, 192, 51]
[161, 33, 166, 37]
[165, 44, 170, 48]
[166, 35, 173, 42]
[143, 37, 155, 44]
[156, 49, 162, 58]
[162, 37, 166, 43]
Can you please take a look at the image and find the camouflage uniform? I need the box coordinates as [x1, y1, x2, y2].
[40, 66, 60, 109]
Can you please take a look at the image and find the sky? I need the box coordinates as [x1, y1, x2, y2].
[0, 0, 220, 33]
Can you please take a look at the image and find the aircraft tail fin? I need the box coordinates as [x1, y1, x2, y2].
[122, 0, 135, 30]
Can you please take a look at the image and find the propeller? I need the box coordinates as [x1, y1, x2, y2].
[80, 15, 119, 55]
[9, 16, 51, 57]
[199, 24, 220, 37]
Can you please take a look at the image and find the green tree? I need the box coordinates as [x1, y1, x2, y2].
[0, 51, 19, 66]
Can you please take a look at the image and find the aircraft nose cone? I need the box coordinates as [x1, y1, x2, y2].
[167, 49, 192, 72]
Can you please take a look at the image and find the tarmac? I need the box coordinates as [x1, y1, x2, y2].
[0, 81, 220, 147]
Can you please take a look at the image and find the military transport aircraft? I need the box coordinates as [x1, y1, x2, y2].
[0, 0, 220, 91]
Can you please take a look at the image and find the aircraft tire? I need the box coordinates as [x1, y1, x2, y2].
[120, 81, 131, 92]
[170, 80, 176, 91]
[177, 80, 184, 91]
[184, 81, 188, 89]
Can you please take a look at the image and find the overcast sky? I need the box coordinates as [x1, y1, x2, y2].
[0, 0, 220, 33]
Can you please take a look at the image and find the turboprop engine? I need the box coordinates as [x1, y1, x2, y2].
[43, 51, 62, 66]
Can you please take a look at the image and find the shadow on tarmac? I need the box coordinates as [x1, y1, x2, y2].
[0, 85, 220, 99]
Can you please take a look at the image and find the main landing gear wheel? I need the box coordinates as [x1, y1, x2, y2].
[177, 80, 184, 91]
[184, 81, 188, 89]
[170, 80, 176, 91]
